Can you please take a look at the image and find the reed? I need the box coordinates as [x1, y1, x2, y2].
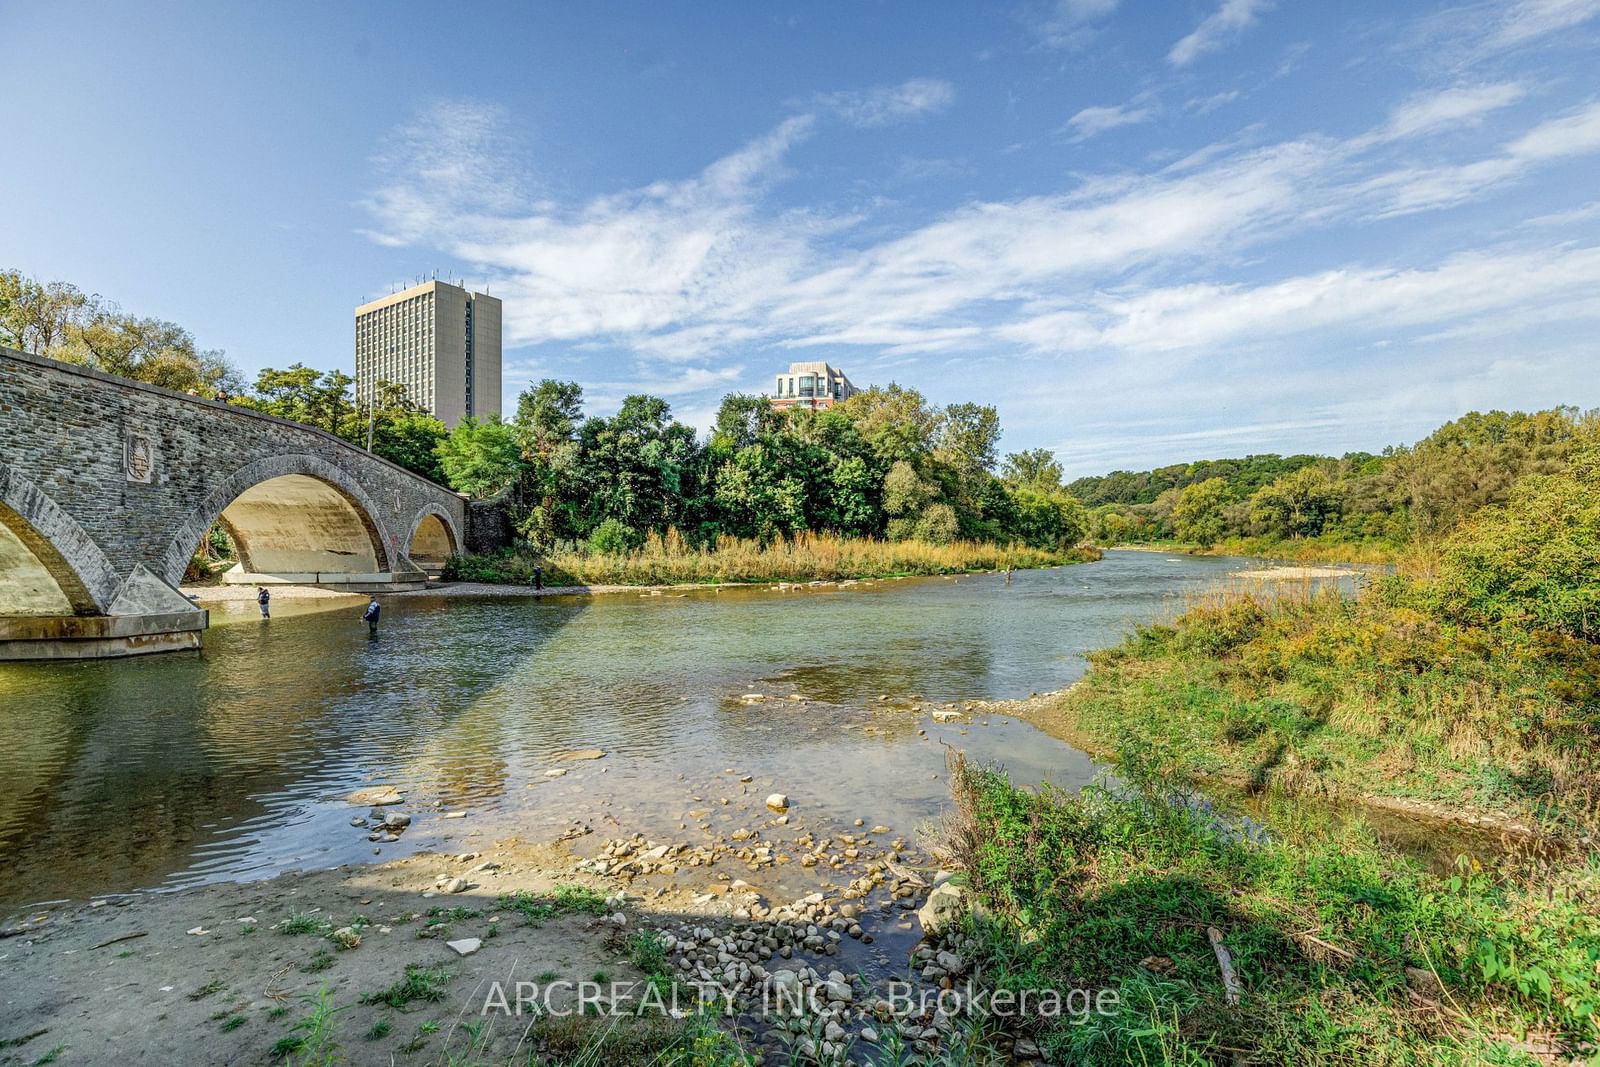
[447, 530, 1098, 587]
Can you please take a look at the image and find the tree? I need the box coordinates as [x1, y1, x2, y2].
[1006, 486, 1087, 549]
[0, 269, 91, 355]
[1172, 478, 1232, 545]
[1250, 467, 1342, 539]
[514, 379, 584, 459]
[711, 393, 777, 451]
[512, 379, 585, 546]
[369, 412, 448, 484]
[838, 384, 940, 468]
[435, 416, 523, 498]
[936, 402, 1001, 478]
[1002, 448, 1065, 492]
[249, 364, 354, 431]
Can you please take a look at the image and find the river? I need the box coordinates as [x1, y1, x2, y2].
[0, 550, 1258, 911]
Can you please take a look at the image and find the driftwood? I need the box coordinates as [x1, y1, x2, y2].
[1208, 926, 1244, 1005]
[90, 930, 147, 950]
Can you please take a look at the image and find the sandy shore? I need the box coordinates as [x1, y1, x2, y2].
[182, 584, 367, 601]
[1226, 565, 1358, 580]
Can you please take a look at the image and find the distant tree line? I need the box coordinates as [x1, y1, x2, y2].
[1076, 408, 1597, 547]
[437, 383, 1090, 554]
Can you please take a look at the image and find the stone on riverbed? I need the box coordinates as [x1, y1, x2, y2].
[765, 793, 789, 812]
[917, 882, 965, 937]
[446, 937, 482, 956]
[346, 787, 404, 806]
[552, 748, 606, 761]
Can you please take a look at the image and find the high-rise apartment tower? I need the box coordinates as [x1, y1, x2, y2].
[354, 280, 501, 426]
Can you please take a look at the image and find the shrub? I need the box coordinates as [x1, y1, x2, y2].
[587, 518, 638, 555]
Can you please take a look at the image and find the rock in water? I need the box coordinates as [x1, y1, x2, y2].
[765, 793, 789, 812]
[917, 882, 965, 937]
[346, 787, 404, 806]
[552, 748, 606, 761]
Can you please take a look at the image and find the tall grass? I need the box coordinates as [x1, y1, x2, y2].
[446, 529, 1098, 587]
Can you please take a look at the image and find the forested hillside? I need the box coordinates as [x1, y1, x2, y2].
[1074, 407, 1595, 553]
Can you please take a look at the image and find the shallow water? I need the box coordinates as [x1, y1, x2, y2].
[0, 551, 1259, 910]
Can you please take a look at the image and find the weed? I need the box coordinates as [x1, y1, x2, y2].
[300, 950, 335, 974]
[363, 1019, 391, 1041]
[220, 1015, 247, 1033]
[361, 964, 452, 1009]
[280, 913, 332, 937]
[187, 979, 225, 1001]
[496, 884, 607, 926]
[271, 985, 344, 1066]
[626, 930, 668, 976]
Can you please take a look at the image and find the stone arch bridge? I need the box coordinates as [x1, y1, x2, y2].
[0, 346, 473, 659]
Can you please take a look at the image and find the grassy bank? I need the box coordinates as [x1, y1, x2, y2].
[444, 531, 1099, 587]
[930, 445, 1600, 1063]
[945, 753, 1600, 1065]
[1037, 450, 1600, 834]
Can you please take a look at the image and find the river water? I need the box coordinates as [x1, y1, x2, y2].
[0, 551, 1256, 911]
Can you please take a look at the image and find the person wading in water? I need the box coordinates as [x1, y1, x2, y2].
[256, 586, 270, 619]
[361, 596, 380, 634]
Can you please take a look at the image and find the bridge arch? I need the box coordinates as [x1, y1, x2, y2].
[0, 461, 121, 616]
[159, 454, 396, 585]
[405, 505, 460, 573]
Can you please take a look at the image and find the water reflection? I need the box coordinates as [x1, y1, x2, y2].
[0, 551, 1259, 909]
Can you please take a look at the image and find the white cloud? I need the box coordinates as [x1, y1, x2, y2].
[1490, 0, 1600, 46]
[1065, 98, 1158, 141]
[1168, 0, 1272, 67]
[814, 79, 956, 127]
[1031, 0, 1121, 48]
[998, 244, 1600, 354]
[1361, 100, 1600, 215]
[1186, 90, 1241, 115]
[1382, 82, 1524, 139]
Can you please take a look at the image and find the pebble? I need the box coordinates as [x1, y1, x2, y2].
[446, 938, 482, 956]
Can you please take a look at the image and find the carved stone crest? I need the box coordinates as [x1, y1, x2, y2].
[125, 433, 155, 484]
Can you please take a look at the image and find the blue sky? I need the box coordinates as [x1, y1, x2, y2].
[5, 1, 1599, 475]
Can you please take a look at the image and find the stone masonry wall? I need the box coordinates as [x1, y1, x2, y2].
[0, 347, 467, 611]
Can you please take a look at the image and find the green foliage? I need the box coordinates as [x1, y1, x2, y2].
[3, 267, 241, 394]
[587, 517, 638, 555]
[1411, 445, 1600, 642]
[1249, 465, 1342, 539]
[1171, 476, 1232, 545]
[1081, 407, 1599, 554]
[433, 415, 522, 498]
